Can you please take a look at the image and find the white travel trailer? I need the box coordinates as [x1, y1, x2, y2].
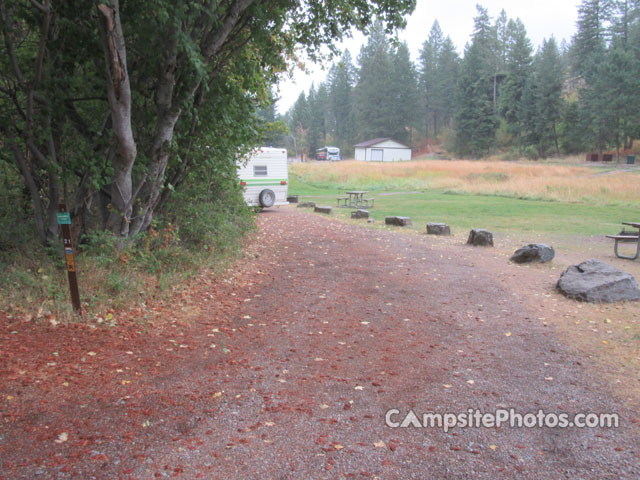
[237, 147, 289, 208]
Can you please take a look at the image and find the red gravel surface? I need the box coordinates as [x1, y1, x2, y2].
[1, 207, 639, 479]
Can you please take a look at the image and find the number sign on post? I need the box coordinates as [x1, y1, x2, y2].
[58, 204, 82, 314]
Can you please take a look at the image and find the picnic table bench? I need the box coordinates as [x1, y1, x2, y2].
[337, 191, 374, 209]
[606, 222, 640, 260]
[337, 196, 349, 207]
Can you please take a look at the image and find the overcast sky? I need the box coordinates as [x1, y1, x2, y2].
[276, 0, 581, 114]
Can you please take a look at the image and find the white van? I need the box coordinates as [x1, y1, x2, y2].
[238, 147, 289, 208]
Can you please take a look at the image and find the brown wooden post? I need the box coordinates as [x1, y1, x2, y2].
[57, 204, 82, 313]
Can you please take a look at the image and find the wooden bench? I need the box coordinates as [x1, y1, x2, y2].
[337, 196, 349, 207]
[606, 232, 640, 260]
[362, 198, 375, 208]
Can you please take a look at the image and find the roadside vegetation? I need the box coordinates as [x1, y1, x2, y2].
[0, 168, 254, 320]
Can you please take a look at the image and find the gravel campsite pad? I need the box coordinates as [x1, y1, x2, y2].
[1, 208, 639, 479]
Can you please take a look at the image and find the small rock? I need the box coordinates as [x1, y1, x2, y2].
[467, 229, 493, 246]
[314, 206, 332, 214]
[511, 244, 555, 264]
[385, 216, 412, 227]
[367, 218, 376, 223]
[351, 209, 370, 219]
[557, 259, 640, 303]
[287, 195, 299, 203]
[427, 223, 451, 236]
[297, 202, 316, 208]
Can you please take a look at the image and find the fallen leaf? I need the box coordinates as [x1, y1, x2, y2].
[54, 432, 68, 444]
[374, 440, 386, 448]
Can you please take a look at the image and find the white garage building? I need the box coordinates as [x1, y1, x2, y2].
[354, 138, 412, 162]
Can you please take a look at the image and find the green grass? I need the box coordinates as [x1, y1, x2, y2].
[289, 159, 640, 237]
[290, 188, 638, 237]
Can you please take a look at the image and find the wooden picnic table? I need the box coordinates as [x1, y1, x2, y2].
[337, 191, 374, 208]
[346, 191, 367, 207]
[607, 222, 640, 260]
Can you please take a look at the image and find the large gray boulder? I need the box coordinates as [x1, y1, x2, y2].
[557, 259, 640, 303]
[297, 202, 316, 208]
[467, 229, 493, 246]
[511, 244, 555, 264]
[427, 223, 451, 236]
[385, 216, 412, 227]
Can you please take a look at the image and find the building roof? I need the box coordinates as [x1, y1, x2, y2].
[353, 138, 410, 148]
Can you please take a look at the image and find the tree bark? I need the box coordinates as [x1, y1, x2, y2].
[130, 0, 257, 235]
[95, 0, 137, 237]
[128, 27, 180, 236]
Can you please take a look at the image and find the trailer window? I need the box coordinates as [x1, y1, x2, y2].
[254, 165, 268, 176]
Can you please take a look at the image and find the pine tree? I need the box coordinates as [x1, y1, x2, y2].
[453, 5, 499, 157]
[532, 38, 565, 156]
[307, 83, 329, 155]
[573, 0, 616, 153]
[418, 21, 443, 139]
[435, 37, 460, 134]
[419, 21, 460, 139]
[390, 42, 420, 144]
[499, 18, 533, 152]
[495, 9, 509, 72]
[289, 92, 311, 156]
[593, 39, 640, 156]
[354, 21, 396, 141]
[572, 0, 615, 78]
[327, 50, 356, 154]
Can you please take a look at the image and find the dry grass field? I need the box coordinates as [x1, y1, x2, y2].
[291, 158, 640, 205]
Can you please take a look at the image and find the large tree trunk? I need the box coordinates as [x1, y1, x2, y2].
[129, 111, 181, 235]
[95, 0, 137, 237]
[96, 0, 257, 239]
[128, 28, 180, 236]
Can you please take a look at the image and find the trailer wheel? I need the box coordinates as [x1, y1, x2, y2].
[259, 189, 275, 208]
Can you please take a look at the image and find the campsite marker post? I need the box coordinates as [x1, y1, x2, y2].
[57, 204, 81, 314]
